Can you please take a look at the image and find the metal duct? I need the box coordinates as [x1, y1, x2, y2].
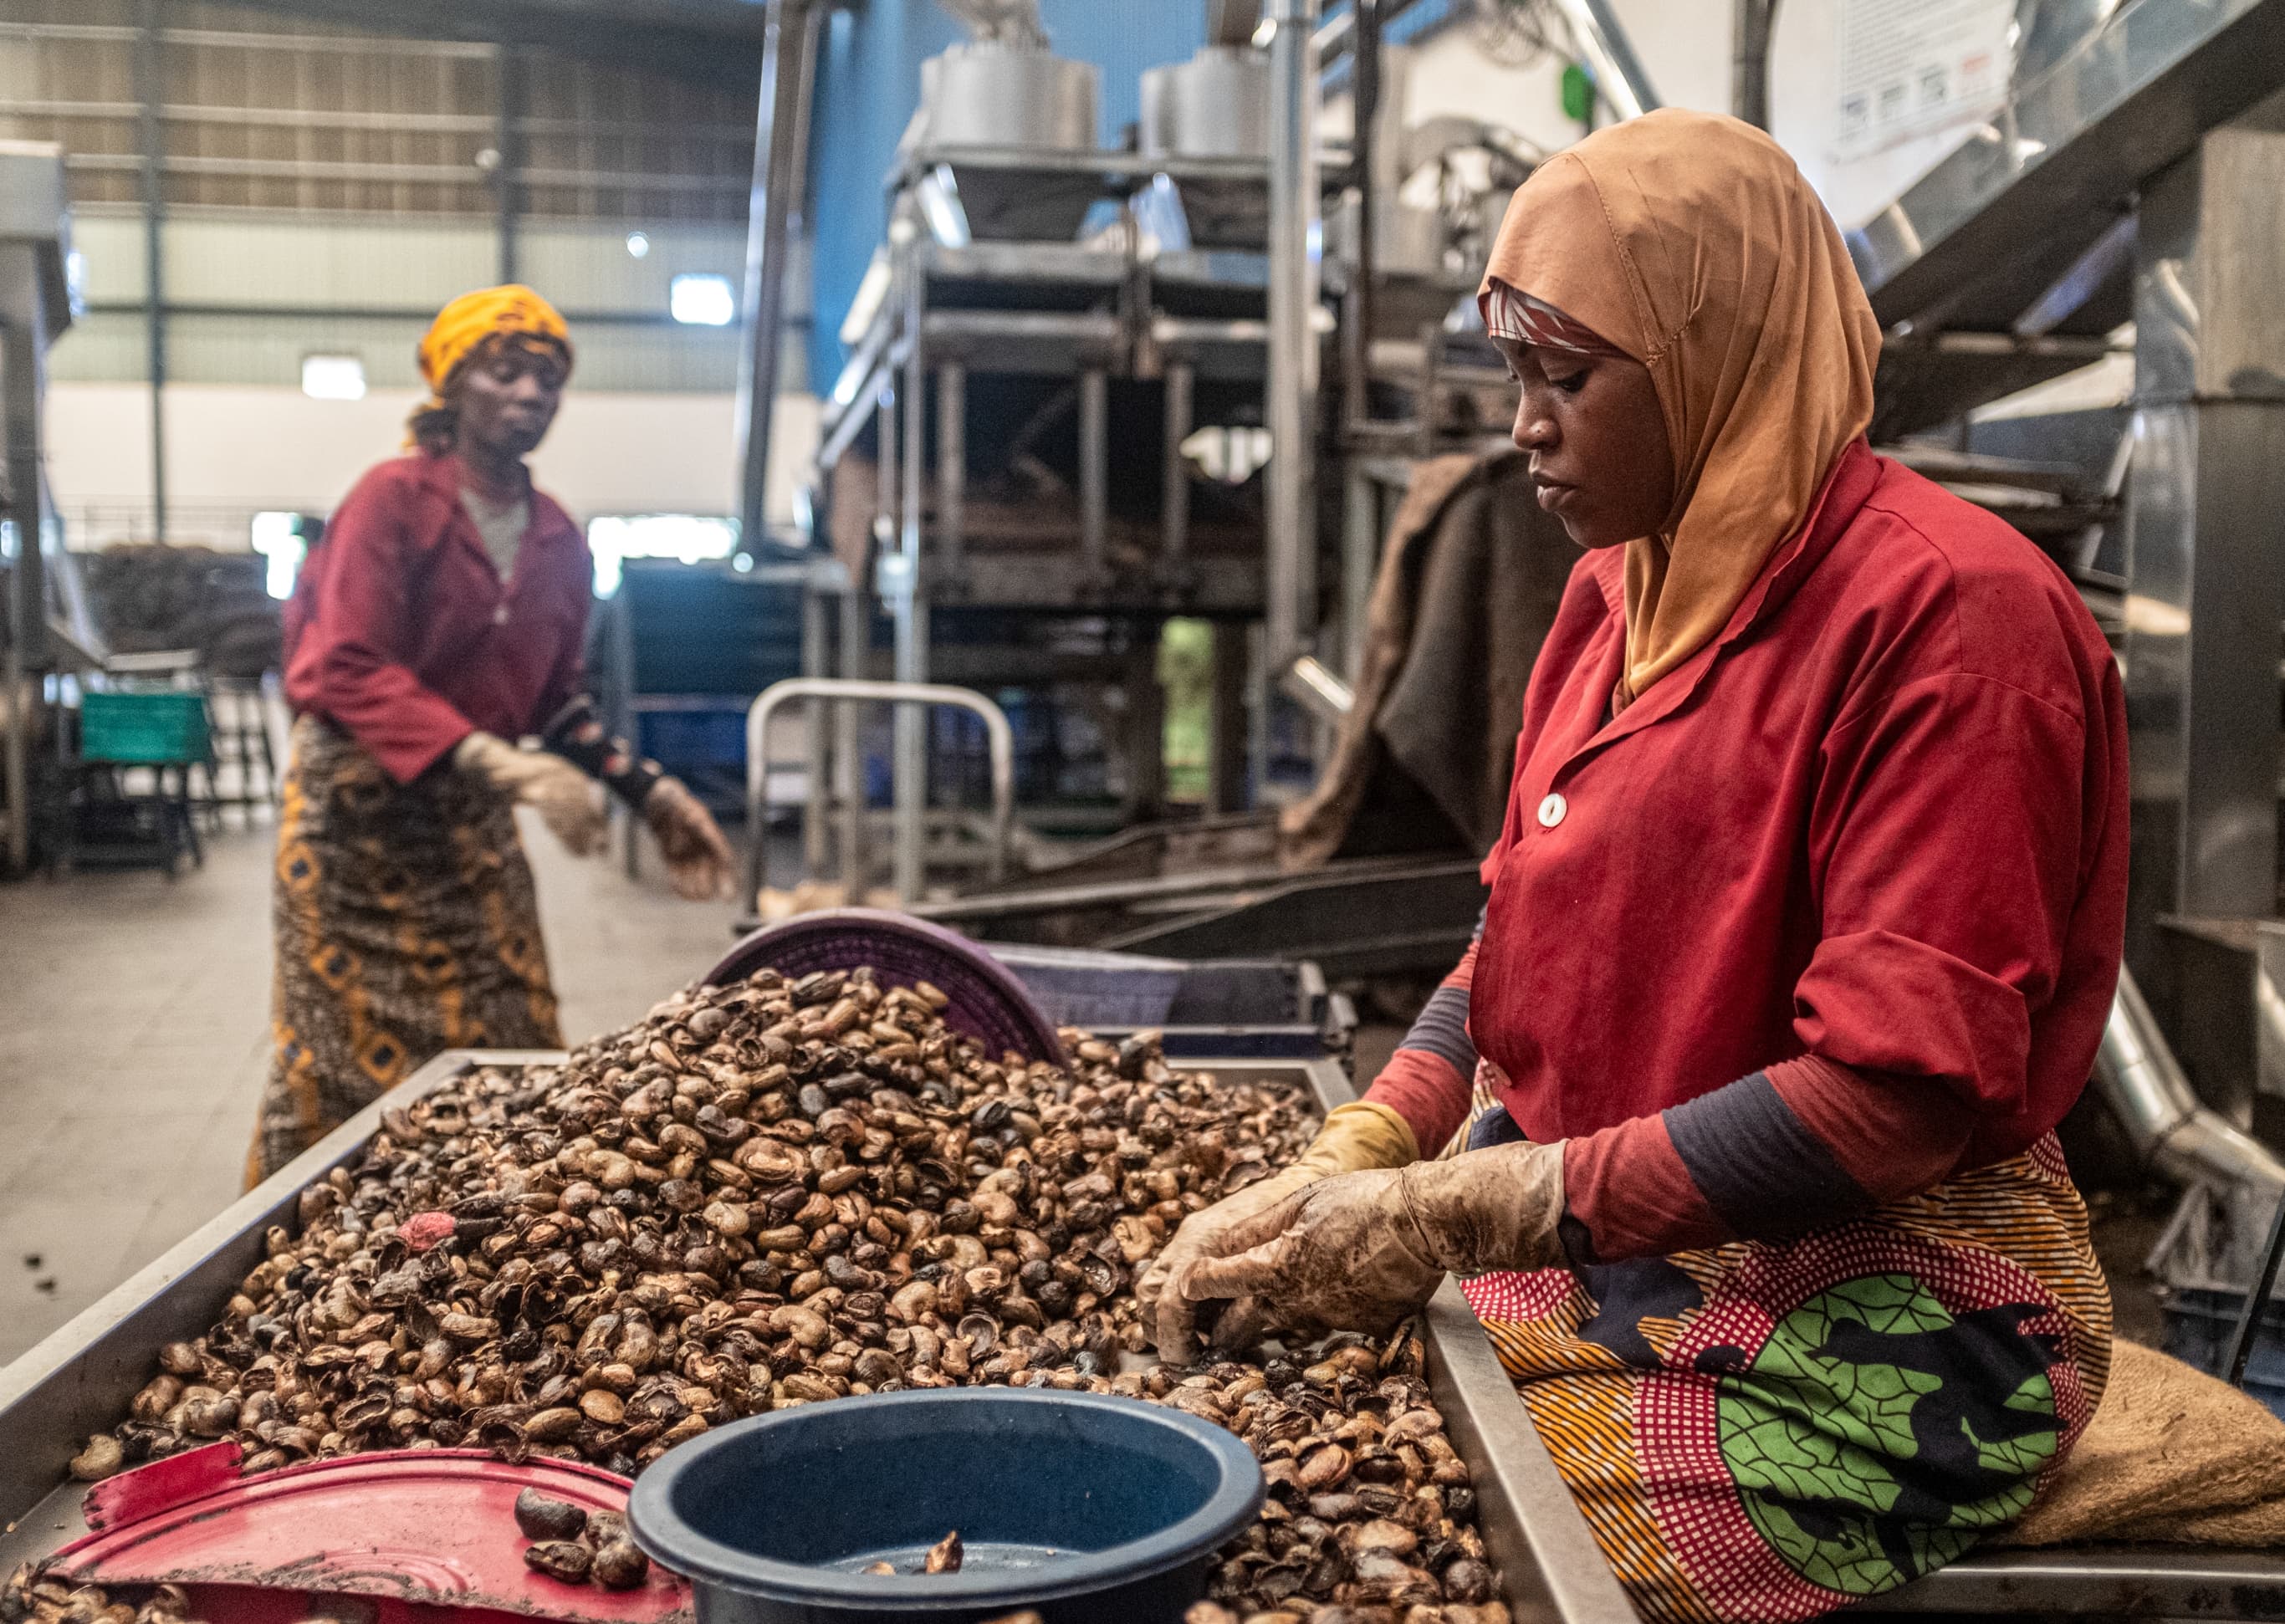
[2098, 965, 2285, 1198]
[1544, 0, 1659, 120]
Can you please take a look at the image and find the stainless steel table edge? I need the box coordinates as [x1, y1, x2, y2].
[1292, 1058, 1640, 1624]
[0, 1051, 1638, 1624]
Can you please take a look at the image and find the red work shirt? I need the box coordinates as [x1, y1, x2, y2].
[283, 450, 592, 784]
[1470, 439, 2127, 1174]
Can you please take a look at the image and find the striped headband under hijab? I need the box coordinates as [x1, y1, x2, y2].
[1480, 281, 1624, 356]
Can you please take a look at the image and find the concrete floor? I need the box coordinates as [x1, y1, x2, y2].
[0, 811, 736, 1363]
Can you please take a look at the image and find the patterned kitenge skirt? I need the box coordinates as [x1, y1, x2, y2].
[253, 716, 564, 1182]
[1458, 1099, 2111, 1624]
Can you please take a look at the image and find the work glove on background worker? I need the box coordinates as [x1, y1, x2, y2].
[455, 729, 606, 855]
[642, 775, 737, 901]
[1145, 1100, 1569, 1361]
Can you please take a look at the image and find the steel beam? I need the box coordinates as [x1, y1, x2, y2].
[733, 0, 820, 558]
[135, 0, 166, 544]
[1264, 0, 1321, 673]
[1850, 0, 2285, 331]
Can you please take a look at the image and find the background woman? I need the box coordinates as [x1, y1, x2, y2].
[255, 284, 734, 1181]
[1148, 111, 2129, 1623]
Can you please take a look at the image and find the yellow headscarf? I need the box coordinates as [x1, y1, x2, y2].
[415, 283, 574, 415]
[1477, 110, 1879, 705]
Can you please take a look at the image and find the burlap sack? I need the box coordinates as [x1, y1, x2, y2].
[2004, 1337, 2285, 1546]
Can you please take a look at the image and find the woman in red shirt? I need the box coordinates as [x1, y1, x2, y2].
[255, 285, 734, 1181]
[1149, 113, 2125, 1621]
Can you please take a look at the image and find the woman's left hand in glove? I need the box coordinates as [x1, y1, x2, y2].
[642, 777, 736, 900]
[1177, 1139, 1569, 1341]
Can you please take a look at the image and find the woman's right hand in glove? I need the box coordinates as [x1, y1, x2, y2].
[1141, 1100, 1416, 1364]
[453, 730, 606, 856]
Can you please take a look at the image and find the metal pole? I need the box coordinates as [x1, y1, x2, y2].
[799, 578, 828, 879]
[136, 0, 166, 543]
[1209, 619, 1249, 815]
[0, 242, 54, 875]
[1546, 0, 1659, 120]
[938, 364, 964, 576]
[1342, 468, 1378, 679]
[1265, 0, 1321, 672]
[1078, 366, 1108, 577]
[836, 578, 865, 888]
[1341, 0, 1378, 439]
[893, 279, 927, 904]
[1162, 360, 1193, 567]
[1731, 0, 1776, 130]
[734, 0, 819, 555]
[493, 44, 522, 282]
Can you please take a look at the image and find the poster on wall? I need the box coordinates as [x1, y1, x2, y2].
[1834, 0, 2015, 161]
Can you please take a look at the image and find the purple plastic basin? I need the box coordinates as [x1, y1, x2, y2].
[705, 909, 1066, 1066]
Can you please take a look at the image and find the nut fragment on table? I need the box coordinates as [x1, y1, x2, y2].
[512, 1489, 587, 1541]
[924, 1530, 964, 1575]
[523, 1540, 593, 1584]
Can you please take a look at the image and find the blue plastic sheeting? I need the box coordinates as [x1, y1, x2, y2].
[805, 2, 1207, 391]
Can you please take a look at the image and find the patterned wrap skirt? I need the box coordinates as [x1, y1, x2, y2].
[253, 715, 564, 1183]
[1457, 1095, 2112, 1624]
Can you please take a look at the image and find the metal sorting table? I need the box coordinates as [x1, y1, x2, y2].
[3, 1052, 2285, 1621]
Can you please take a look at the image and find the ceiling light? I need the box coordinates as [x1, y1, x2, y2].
[670, 273, 736, 327]
[300, 354, 365, 401]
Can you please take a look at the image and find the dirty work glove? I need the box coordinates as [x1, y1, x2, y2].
[643, 776, 736, 901]
[1178, 1139, 1567, 1342]
[1144, 1101, 1416, 1364]
[453, 730, 606, 856]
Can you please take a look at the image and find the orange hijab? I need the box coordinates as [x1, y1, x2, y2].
[1477, 110, 1880, 704]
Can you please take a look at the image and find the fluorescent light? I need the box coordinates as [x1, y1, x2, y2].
[626, 231, 651, 258]
[670, 273, 736, 327]
[586, 513, 736, 597]
[300, 353, 365, 401]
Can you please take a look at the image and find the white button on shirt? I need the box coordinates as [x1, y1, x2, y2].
[1537, 792, 1567, 828]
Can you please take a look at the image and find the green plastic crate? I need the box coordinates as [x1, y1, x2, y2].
[79, 691, 212, 764]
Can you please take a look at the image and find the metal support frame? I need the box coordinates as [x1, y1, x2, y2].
[2124, 118, 2285, 925]
[937, 363, 964, 577]
[1264, 0, 1320, 675]
[1077, 365, 1108, 577]
[1730, 0, 1776, 129]
[1209, 619, 1250, 815]
[135, 0, 166, 544]
[894, 271, 928, 906]
[0, 146, 69, 877]
[835, 580, 865, 886]
[492, 43, 523, 282]
[1160, 360, 1192, 570]
[1546, 0, 1659, 120]
[734, 0, 821, 555]
[744, 677, 1013, 907]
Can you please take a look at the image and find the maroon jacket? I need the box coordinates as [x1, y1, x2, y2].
[1368, 440, 2129, 1257]
[283, 450, 591, 784]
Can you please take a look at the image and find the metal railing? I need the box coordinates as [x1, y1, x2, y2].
[744, 677, 1014, 907]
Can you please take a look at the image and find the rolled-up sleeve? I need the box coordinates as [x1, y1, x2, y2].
[1795, 671, 2086, 1114]
[285, 477, 473, 783]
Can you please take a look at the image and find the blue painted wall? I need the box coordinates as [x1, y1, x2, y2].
[805, 2, 1210, 391]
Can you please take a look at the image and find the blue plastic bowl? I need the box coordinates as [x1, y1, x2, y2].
[626, 1387, 1265, 1624]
